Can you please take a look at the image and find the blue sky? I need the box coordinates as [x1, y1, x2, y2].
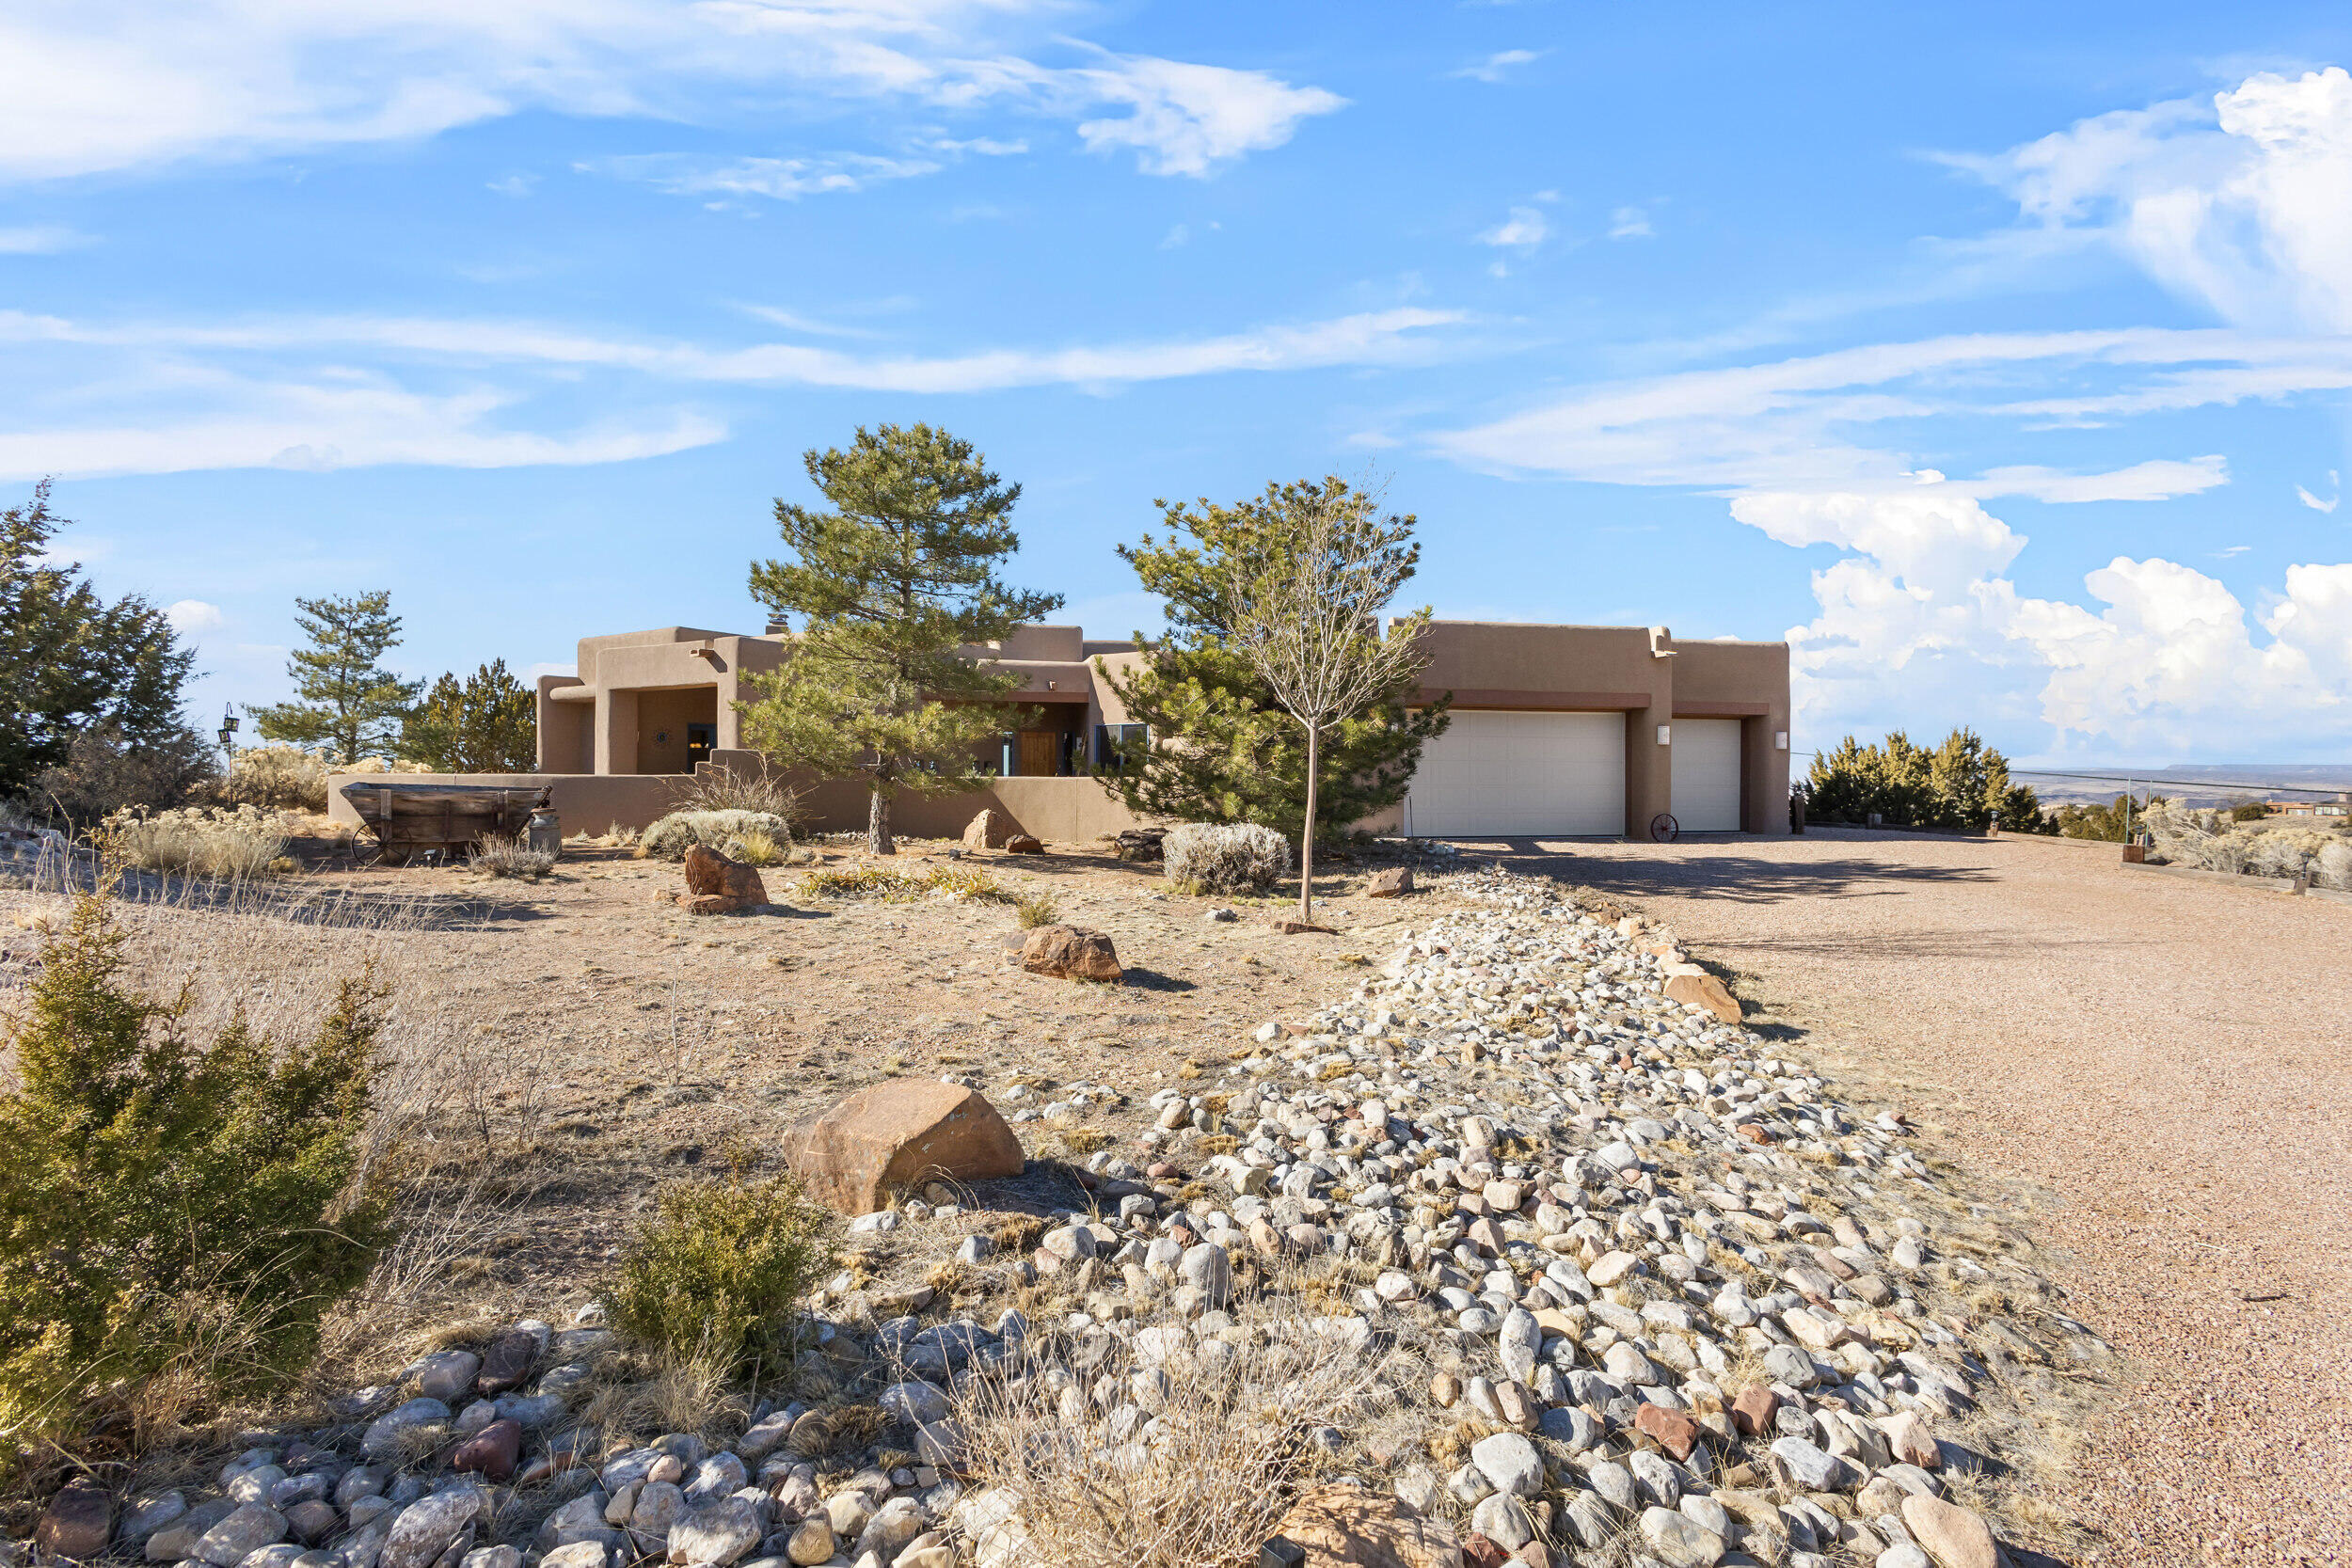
[5, 1, 2349, 764]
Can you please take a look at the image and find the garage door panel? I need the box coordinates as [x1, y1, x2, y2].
[1407, 711, 1625, 836]
[1670, 718, 1742, 832]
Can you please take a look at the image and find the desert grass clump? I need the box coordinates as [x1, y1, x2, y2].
[607, 1171, 832, 1375]
[1015, 890, 1059, 928]
[100, 804, 296, 879]
[796, 862, 1011, 904]
[949, 1317, 1391, 1568]
[1162, 821, 1291, 896]
[727, 830, 787, 867]
[469, 832, 555, 879]
[643, 808, 795, 862]
[0, 897, 391, 1446]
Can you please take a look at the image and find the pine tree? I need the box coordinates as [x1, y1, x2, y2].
[737, 424, 1062, 854]
[0, 482, 199, 798]
[249, 592, 423, 764]
[1100, 479, 1450, 841]
[401, 658, 537, 772]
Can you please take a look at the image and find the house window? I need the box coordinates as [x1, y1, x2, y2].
[1093, 723, 1148, 772]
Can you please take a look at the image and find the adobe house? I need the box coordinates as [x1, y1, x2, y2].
[326, 619, 1792, 841]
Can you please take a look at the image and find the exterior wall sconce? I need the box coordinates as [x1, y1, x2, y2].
[1774, 730, 1789, 750]
[1046, 679, 1057, 690]
[1656, 724, 1672, 745]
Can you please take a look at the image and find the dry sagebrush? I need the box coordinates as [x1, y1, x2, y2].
[947, 1319, 1393, 1568]
[1162, 821, 1292, 896]
[100, 804, 297, 879]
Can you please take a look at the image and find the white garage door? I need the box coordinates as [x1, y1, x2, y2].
[1406, 711, 1626, 836]
[1670, 718, 1743, 832]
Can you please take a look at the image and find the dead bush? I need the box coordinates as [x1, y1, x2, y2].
[948, 1318, 1391, 1568]
[1162, 822, 1291, 895]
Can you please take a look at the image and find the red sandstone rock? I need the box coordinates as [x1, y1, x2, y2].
[781, 1079, 1025, 1215]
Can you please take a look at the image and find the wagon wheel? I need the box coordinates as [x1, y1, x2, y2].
[1648, 813, 1680, 843]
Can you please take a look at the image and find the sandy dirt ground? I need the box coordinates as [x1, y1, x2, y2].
[31, 836, 1446, 1313]
[1482, 829, 2350, 1568]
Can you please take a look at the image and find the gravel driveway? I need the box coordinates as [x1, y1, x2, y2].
[1481, 829, 2348, 1567]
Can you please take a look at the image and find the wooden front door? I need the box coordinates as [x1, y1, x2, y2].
[1018, 731, 1060, 777]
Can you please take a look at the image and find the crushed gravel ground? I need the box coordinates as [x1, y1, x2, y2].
[1485, 828, 2350, 1567]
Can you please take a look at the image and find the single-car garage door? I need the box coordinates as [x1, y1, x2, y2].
[1406, 710, 1626, 836]
[1670, 718, 1743, 832]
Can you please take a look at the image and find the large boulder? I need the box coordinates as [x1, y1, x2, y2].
[1021, 925, 1121, 983]
[1663, 972, 1740, 1022]
[961, 811, 1001, 851]
[780, 1080, 1025, 1215]
[1365, 866, 1414, 897]
[679, 845, 767, 915]
[1003, 833, 1043, 854]
[1269, 1486, 1462, 1568]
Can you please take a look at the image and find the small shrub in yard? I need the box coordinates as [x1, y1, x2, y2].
[470, 832, 555, 879]
[1015, 891, 1059, 928]
[100, 803, 297, 879]
[642, 809, 793, 861]
[1162, 821, 1292, 895]
[0, 899, 390, 1441]
[607, 1172, 831, 1374]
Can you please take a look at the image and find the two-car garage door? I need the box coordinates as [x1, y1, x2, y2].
[1405, 710, 1748, 836]
[1406, 711, 1625, 836]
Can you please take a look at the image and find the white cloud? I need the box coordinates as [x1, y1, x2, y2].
[593, 150, 943, 199]
[0, 224, 84, 253]
[1068, 55, 1343, 177]
[0, 304, 1466, 477]
[0, 372, 726, 482]
[1478, 206, 1547, 249]
[0, 2, 1341, 183]
[1433, 325, 2352, 487]
[2297, 470, 2340, 512]
[165, 598, 225, 635]
[1956, 66, 2352, 332]
[1608, 206, 1652, 240]
[1159, 222, 1188, 249]
[1450, 49, 1541, 84]
[1734, 484, 2352, 752]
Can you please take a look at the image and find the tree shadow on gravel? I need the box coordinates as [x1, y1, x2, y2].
[1485, 847, 1999, 905]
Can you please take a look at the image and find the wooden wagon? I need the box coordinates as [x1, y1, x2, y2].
[341, 781, 551, 864]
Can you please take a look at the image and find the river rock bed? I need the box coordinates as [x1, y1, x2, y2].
[41, 869, 2096, 1568]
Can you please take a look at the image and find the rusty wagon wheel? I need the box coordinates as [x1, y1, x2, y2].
[1648, 813, 1680, 843]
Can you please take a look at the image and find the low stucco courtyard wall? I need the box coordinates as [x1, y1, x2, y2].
[326, 770, 1149, 843]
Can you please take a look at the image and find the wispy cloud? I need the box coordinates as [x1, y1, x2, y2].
[592, 151, 944, 200]
[0, 303, 1469, 477]
[1608, 206, 1652, 240]
[1433, 326, 2352, 488]
[1450, 49, 1542, 84]
[0, 224, 87, 253]
[1947, 66, 2352, 333]
[2298, 471, 2341, 513]
[0, 3, 1343, 183]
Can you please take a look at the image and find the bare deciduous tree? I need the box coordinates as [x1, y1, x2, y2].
[1221, 479, 1432, 922]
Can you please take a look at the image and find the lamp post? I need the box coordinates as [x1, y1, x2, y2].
[217, 705, 240, 759]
